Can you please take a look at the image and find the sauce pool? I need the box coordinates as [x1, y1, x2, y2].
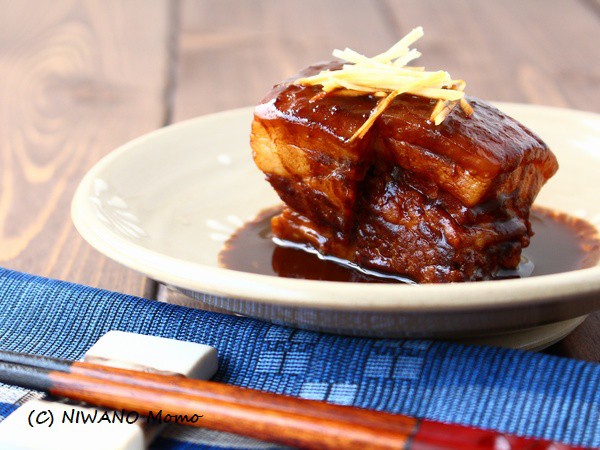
[219, 206, 600, 283]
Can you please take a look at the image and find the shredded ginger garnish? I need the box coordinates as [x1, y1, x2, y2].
[293, 27, 473, 142]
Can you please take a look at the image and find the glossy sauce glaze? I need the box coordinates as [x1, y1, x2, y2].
[219, 206, 600, 283]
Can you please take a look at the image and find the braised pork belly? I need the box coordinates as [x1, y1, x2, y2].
[251, 60, 557, 283]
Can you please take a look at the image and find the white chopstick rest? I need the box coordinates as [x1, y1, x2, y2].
[83, 331, 218, 380]
[0, 331, 218, 450]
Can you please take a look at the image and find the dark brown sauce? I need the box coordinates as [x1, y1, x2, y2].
[219, 206, 600, 283]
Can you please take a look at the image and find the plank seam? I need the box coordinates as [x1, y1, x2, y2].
[162, 0, 181, 127]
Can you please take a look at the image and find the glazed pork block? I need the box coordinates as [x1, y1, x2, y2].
[250, 63, 558, 283]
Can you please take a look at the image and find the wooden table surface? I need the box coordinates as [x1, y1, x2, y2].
[1, 0, 599, 361]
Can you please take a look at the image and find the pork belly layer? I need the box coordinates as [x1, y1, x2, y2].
[251, 63, 558, 283]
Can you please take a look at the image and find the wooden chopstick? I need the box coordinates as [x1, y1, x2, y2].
[0, 350, 587, 450]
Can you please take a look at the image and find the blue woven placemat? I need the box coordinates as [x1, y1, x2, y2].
[0, 268, 598, 449]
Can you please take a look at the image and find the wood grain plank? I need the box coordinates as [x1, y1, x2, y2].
[174, 0, 600, 119]
[170, 0, 600, 361]
[546, 313, 600, 362]
[380, 0, 600, 111]
[0, 0, 171, 296]
[173, 0, 398, 120]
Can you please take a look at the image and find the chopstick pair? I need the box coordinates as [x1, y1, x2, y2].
[0, 349, 587, 450]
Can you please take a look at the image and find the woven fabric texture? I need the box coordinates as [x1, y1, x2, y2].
[0, 268, 598, 449]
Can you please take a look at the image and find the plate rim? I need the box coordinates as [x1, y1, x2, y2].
[72, 103, 600, 312]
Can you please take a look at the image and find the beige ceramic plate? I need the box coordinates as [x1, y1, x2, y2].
[72, 103, 600, 339]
